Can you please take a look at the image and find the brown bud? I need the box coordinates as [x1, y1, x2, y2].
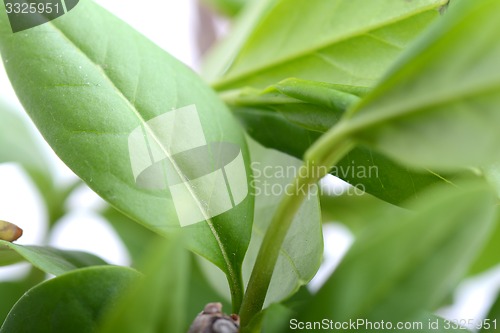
[188, 302, 239, 333]
[0, 220, 23, 242]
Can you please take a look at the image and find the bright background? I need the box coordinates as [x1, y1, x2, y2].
[1, 0, 499, 325]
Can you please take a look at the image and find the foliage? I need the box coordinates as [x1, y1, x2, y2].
[1, 0, 500, 332]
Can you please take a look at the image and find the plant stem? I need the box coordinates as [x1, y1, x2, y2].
[239, 125, 354, 326]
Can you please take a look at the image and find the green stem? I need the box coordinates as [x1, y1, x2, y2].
[239, 125, 354, 326]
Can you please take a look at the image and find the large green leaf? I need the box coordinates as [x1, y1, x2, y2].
[210, 0, 447, 91]
[0, 266, 141, 333]
[242, 139, 322, 306]
[0, 0, 253, 307]
[0, 240, 108, 275]
[299, 181, 497, 326]
[330, 0, 500, 171]
[98, 236, 189, 333]
[228, 78, 453, 205]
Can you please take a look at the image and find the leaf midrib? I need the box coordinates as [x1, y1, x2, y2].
[46, 21, 236, 280]
[212, 1, 446, 89]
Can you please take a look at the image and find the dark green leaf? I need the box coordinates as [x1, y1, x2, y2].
[299, 181, 497, 326]
[0, 240, 108, 275]
[210, 0, 447, 90]
[0, 268, 45, 325]
[229, 78, 454, 205]
[0, 0, 254, 306]
[0, 266, 141, 333]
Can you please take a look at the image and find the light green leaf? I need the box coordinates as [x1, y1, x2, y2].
[98, 236, 189, 333]
[0, 0, 253, 309]
[211, 0, 447, 91]
[335, 0, 500, 171]
[0, 266, 141, 333]
[299, 181, 497, 325]
[243, 138, 322, 306]
[0, 240, 108, 276]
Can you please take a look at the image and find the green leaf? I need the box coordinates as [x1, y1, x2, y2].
[243, 139, 322, 306]
[482, 292, 500, 332]
[201, 0, 248, 16]
[211, 0, 447, 91]
[468, 212, 500, 276]
[0, 240, 108, 276]
[101, 206, 159, 267]
[0, 266, 141, 333]
[229, 79, 454, 205]
[337, 0, 500, 171]
[0, 268, 45, 325]
[98, 236, 189, 333]
[203, 0, 279, 81]
[299, 181, 497, 326]
[320, 191, 409, 234]
[0, 0, 253, 309]
[0, 100, 48, 174]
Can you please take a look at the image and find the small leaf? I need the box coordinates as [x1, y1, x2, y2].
[299, 181, 497, 325]
[0, 266, 141, 333]
[210, 0, 447, 90]
[0, 240, 108, 275]
[339, 0, 500, 171]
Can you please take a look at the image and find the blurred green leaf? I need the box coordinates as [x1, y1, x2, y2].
[0, 100, 48, 174]
[101, 207, 159, 267]
[0, 0, 254, 310]
[299, 181, 497, 327]
[201, 0, 248, 16]
[0, 266, 141, 333]
[468, 212, 500, 276]
[242, 139, 322, 307]
[98, 236, 189, 333]
[210, 0, 447, 91]
[339, 0, 500, 171]
[0, 240, 108, 275]
[203, 0, 279, 81]
[482, 292, 500, 332]
[320, 191, 409, 234]
[0, 268, 45, 325]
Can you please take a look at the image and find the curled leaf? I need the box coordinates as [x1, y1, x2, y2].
[0, 220, 23, 242]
